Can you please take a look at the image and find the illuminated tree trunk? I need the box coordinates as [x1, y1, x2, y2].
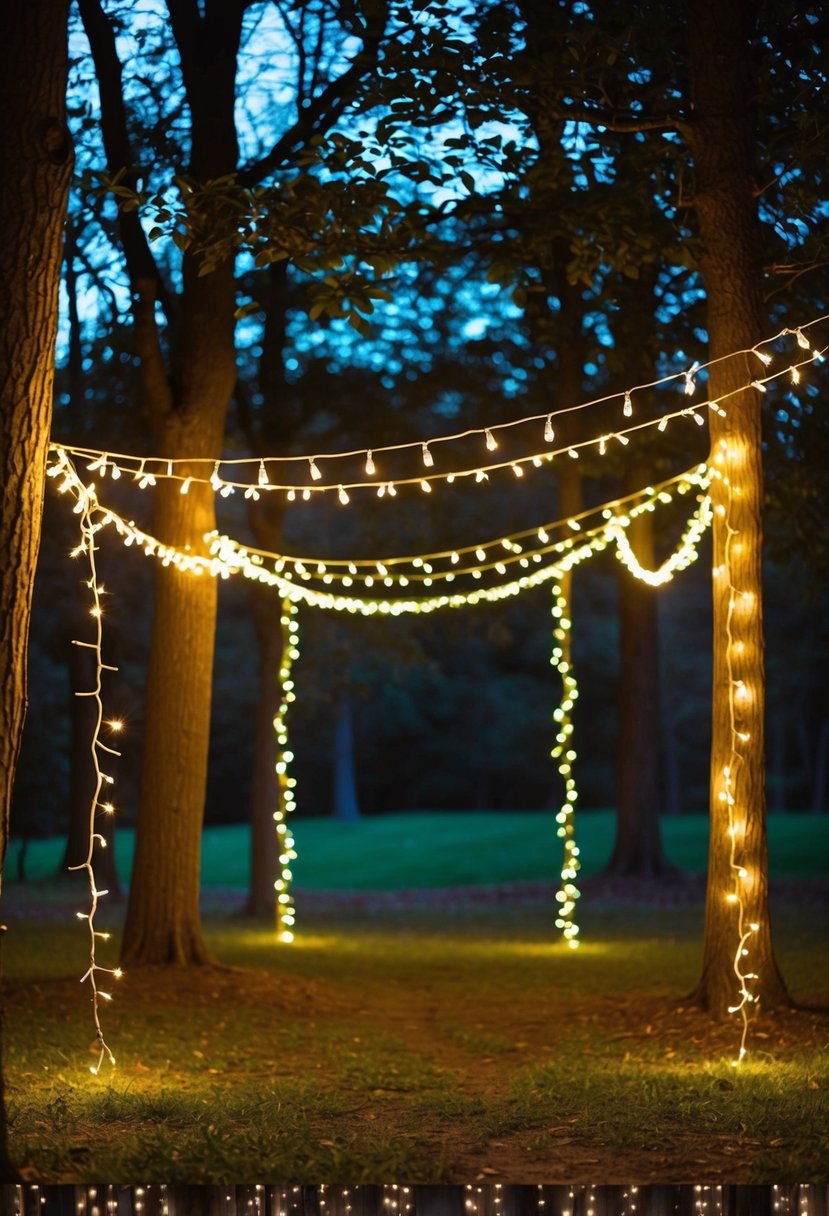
[0, 0, 72, 1177]
[687, 0, 788, 1014]
[0, 0, 72, 898]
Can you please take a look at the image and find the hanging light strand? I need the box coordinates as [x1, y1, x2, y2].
[64, 479, 122, 1074]
[551, 579, 581, 947]
[51, 333, 826, 502]
[273, 599, 300, 942]
[711, 439, 761, 1065]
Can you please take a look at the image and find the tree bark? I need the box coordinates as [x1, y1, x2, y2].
[687, 0, 788, 1013]
[0, 0, 72, 897]
[0, 0, 72, 1178]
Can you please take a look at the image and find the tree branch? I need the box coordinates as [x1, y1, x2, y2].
[549, 101, 688, 136]
[78, 0, 175, 421]
[238, 1, 390, 187]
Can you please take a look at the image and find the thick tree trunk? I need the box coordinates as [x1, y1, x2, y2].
[607, 496, 673, 875]
[0, 0, 72, 1178]
[0, 0, 72, 893]
[121, 425, 228, 965]
[687, 0, 788, 1014]
[332, 689, 361, 821]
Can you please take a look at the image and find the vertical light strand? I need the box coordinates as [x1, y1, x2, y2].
[551, 580, 581, 947]
[273, 597, 300, 941]
[713, 438, 760, 1063]
[68, 489, 121, 1073]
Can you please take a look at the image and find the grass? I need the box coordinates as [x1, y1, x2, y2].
[2, 860, 828, 1183]
[8, 809, 829, 891]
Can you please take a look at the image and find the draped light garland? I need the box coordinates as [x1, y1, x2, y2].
[49, 447, 715, 1072]
[44, 314, 829, 1074]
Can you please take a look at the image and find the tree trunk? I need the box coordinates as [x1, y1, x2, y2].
[687, 0, 788, 1014]
[332, 689, 361, 821]
[0, 0, 72, 896]
[245, 550, 284, 917]
[0, 0, 72, 1179]
[119, 2, 242, 966]
[242, 262, 290, 918]
[120, 431, 228, 965]
[662, 690, 683, 816]
[607, 495, 673, 874]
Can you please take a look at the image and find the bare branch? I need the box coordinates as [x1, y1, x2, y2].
[238, 1, 389, 186]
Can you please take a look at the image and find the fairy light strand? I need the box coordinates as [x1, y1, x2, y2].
[551, 579, 581, 947]
[50, 339, 825, 506]
[64, 482, 122, 1074]
[273, 598, 300, 942]
[711, 438, 760, 1065]
[205, 465, 711, 578]
[54, 316, 828, 485]
[50, 447, 712, 599]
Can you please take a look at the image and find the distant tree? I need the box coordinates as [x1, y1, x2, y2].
[0, 0, 73, 1174]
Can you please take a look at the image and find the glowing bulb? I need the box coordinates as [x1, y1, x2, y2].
[485, 428, 497, 451]
[421, 443, 434, 467]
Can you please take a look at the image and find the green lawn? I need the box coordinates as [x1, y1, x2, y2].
[2, 891, 827, 1183]
[4, 811, 827, 1181]
[9, 810, 828, 891]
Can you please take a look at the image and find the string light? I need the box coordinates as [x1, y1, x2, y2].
[273, 599, 300, 942]
[52, 339, 824, 505]
[57, 469, 122, 1074]
[551, 580, 580, 947]
[611, 495, 713, 586]
[711, 437, 760, 1064]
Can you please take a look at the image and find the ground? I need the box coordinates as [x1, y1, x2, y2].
[2, 870, 827, 1183]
